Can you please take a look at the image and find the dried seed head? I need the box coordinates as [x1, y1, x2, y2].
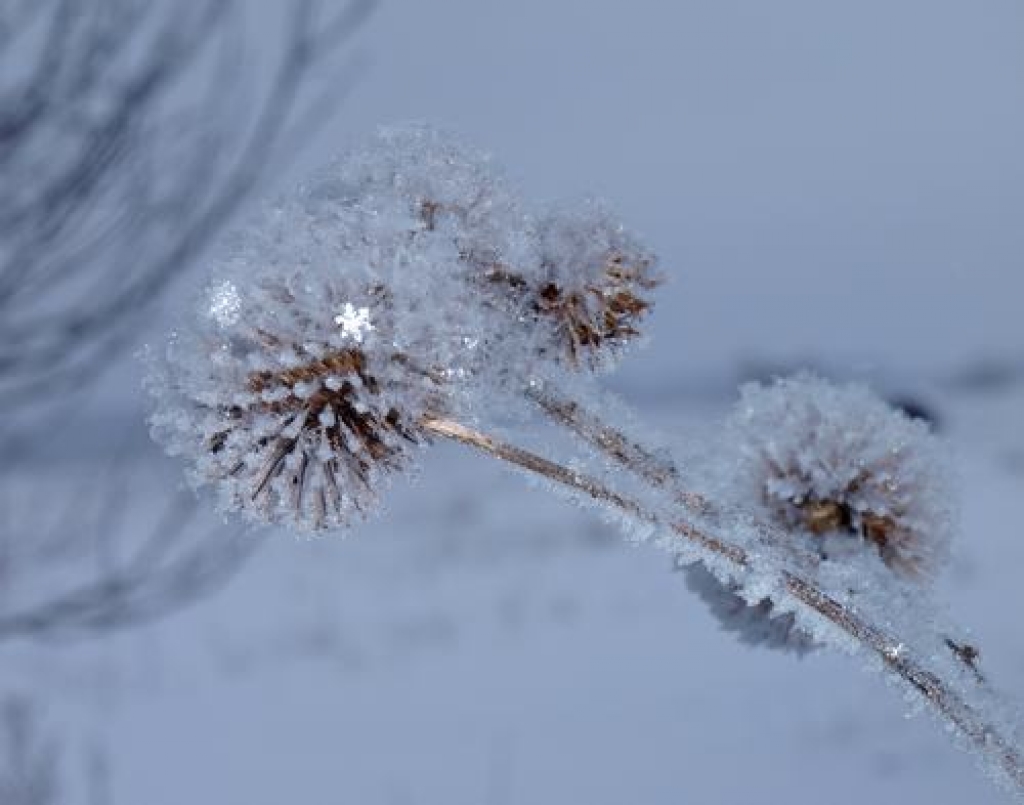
[324, 128, 660, 387]
[532, 202, 659, 371]
[147, 264, 446, 532]
[480, 201, 660, 374]
[143, 125, 516, 530]
[327, 122, 536, 272]
[725, 375, 956, 578]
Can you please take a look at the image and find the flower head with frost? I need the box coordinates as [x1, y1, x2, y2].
[148, 265, 439, 531]
[325, 122, 536, 273]
[144, 125, 527, 531]
[722, 375, 956, 578]
[477, 200, 659, 375]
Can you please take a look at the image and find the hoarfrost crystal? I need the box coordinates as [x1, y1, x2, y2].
[530, 201, 659, 372]
[208, 280, 241, 328]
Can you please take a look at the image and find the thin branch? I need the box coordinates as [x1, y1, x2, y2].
[527, 384, 708, 511]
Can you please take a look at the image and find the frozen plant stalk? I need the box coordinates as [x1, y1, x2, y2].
[145, 124, 1024, 800]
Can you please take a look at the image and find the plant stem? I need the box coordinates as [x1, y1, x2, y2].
[422, 417, 742, 563]
[526, 384, 708, 512]
[421, 414, 1024, 797]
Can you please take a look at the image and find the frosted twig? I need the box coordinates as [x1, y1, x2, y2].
[421, 417, 743, 564]
[421, 414, 1024, 797]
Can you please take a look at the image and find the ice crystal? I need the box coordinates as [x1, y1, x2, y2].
[208, 279, 242, 328]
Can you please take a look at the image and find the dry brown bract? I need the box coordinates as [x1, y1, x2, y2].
[534, 253, 657, 368]
[483, 252, 659, 371]
[769, 468, 926, 577]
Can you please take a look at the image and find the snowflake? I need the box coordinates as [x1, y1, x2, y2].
[334, 302, 374, 342]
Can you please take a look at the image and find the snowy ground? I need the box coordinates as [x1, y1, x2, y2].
[4, 375, 1023, 805]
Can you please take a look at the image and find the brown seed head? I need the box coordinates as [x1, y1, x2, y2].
[734, 377, 955, 580]
[480, 250, 659, 373]
[205, 343, 429, 531]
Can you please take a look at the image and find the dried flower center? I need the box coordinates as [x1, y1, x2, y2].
[202, 344, 427, 528]
[789, 496, 918, 575]
[800, 499, 850, 534]
[245, 348, 417, 463]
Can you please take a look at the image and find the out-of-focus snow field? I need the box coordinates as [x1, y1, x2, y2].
[6, 378, 1024, 805]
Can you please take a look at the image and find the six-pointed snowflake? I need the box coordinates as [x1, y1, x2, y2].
[334, 302, 374, 342]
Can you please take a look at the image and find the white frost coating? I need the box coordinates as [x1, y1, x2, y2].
[315, 122, 536, 277]
[207, 279, 241, 328]
[714, 374, 956, 580]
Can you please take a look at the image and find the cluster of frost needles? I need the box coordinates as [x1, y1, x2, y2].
[146, 123, 1024, 800]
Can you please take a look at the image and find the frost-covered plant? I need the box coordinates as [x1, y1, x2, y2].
[145, 123, 1024, 800]
[147, 125, 661, 531]
[149, 262, 438, 531]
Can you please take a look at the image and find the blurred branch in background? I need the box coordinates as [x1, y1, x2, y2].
[0, 461, 259, 643]
[0, 0, 373, 642]
[0, 0, 372, 407]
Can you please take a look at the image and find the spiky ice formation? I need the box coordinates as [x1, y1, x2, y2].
[149, 269, 434, 531]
